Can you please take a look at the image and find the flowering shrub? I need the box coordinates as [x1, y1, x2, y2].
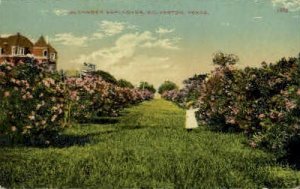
[195, 54, 300, 158]
[252, 86, 300, 158]
[161, 74, 207, 108]
[65, 76, 110, 122]
[0, 62, 68, 145]
[65, 76, 153, 122]
[0, 61, 154, 145]
[161, 89, 186, 107]
[196, 65, 239, 131]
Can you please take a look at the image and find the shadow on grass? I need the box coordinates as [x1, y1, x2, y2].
[50, 134, 91, 148]
[119, 124, 145, 130]
[0, 130, 116, 149]
[79, 117, 120, 125]
[50, 130, 117, 148]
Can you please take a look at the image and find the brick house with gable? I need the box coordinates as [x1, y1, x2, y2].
[0, 33, 57, 71]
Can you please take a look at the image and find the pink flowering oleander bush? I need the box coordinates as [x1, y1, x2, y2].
[161, 74, 207, 108]
[65, 76, 110, 122]
[252, 86, 300, 158]
[195, 53, 300, 158]
[0, 61, 68, 145]
[0, 61, 154, 145]
[65, 76, 154, 122]
[196, 65, 241, 131]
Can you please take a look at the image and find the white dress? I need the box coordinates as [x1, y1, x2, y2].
[185, 108, 199, 129]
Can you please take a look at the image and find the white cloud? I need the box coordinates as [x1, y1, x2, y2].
[76, 31, 153, 67]
[52, 33, 88, 46]
[99, 21, 126, 36]
[73, 30, 179, 69]
[127, 25, 138, 30]
[92, 32, 104, 40]
[91, 20, 138, 40]
[272, 0, 300, 11]
[53, 9, 69, 16]
[142, 38, 180, 50]
[155, 27, 175, 34]
[63, 22, 182, 87]
[108, 55, 173, 87]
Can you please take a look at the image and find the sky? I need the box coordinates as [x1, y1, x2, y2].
[0, 0, 299, 87]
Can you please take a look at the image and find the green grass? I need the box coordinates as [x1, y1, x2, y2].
[1, 99, 300, 188]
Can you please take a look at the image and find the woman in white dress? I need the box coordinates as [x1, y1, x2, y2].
[185, 107, 199, 131]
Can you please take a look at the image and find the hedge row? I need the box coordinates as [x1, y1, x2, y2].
[163, 53, 300, 158]
[0, 61, 153, 145]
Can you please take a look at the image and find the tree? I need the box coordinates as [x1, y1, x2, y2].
[182, 74, 207, 102]
[212, 51, 239, 67]
[158, 81, 178, 94]
[90, 70, 118, 84]
[138, 81, 156, 93]
[118, 79, 134, 89]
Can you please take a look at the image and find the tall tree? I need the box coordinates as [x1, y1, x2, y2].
[118, 79, 134, 88]
[212, 52, 239, 67]
[91, 70, 118, 84]
[138, 81, 156, 93]
[158, 81, 178, 94]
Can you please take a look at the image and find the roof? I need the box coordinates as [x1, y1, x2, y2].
[0, 33, 57, 54]
[0, 33, 33, 47]
[34, 36, 48, 47]
[34, 36, 57, 53]
[48, 43, 57, 53]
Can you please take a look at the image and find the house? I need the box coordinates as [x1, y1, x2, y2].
[80, 62, 96, 78]
[0, 33, 57, 71]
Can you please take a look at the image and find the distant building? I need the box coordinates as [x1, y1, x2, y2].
[80, 62, 96, 77]
[0, 33, 57, 71]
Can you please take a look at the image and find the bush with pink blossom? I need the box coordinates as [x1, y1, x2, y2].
[0, 61, 68, 145]
[65, 76, 154, 122]
[161, 74, 207, 108]
[0, 61, 154, 145]
[195, 53, 300, 158]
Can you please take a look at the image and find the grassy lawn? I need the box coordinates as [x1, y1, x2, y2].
[0, 99, 300, 188]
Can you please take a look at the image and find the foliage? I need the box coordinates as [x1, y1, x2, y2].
[195, 53, 300, 158]
[90, 70, 118, 84]
[66, 76, 154, 121]
[158, 81, 178, 94]
[159, 52, 300, 159]
[0, 62, 68, 145]
[1, 100, 299, 188]
[0, 61, 154, 145]
[162, 74, 207, 108]
[118, 79, 134, 89]
[138, 81, 156, 94]
[212, 51, 239, 67]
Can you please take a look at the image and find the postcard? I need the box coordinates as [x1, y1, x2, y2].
[0, 0, 300, 188]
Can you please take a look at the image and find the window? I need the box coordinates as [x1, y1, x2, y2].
[43, 50, 48, 57]
[11, 46, 17, 55]
[50, 53, 56, 61]
[18, 47, 25, 55]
